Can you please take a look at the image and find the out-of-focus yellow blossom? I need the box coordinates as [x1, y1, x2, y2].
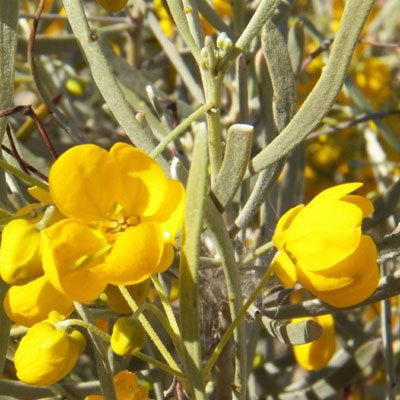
[154, 0, 233, 37]
[0, 219, 42, 285]
[96, 0, 128, 13]
[3, 275, 74, 327]
[353, 57, 391, 105]
[14, 311, 86, 386]
[105, 280, 150, 314]
[111, 317, 146, 355]
[44, 8, 66, 35]
[292, 314, 336, 370]
[271, 183, 379, 307]
[85, 370, 151, 400]
[41, 143, 185, 303]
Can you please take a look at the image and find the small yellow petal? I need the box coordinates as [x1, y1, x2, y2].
[41, 220, 108, 303]
[0, 219, 42, 285]
[28, 186, 52, 204]
[341, 194, 374, 218]
[3, 275, 74, 327]
[311, 182, 363, 203]
[293, 314, 336, 370]
[110, 143, 168, 218]
[308, 236, 379, 307]
[96, 222, 164, 286]
[49, 144, 120, 222]
[271, 251, 297, 288]
[143, 178, 185, 241]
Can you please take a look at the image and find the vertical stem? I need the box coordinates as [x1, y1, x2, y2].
[74, 302, 117, 400]
[0, 0, 19, 207]
[380, 262, 396, 399]
[179, 125, 209, 399]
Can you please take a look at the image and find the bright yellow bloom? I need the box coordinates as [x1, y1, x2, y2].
[111, 317, 146, 356]
[41, 143, 185, 303]
[3, 275, 74, 327]
[292, 314, 336, 370]
[85, 370, 151, 400]
[271, 183, 379, 307]
[96, 0, 128, 12]
[14, 312, 86, 386]
[154, 0, 233, 37]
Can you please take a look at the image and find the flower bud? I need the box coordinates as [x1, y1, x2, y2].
[111, 317, 146, 356]
[14, 315, 86, 386]
[0, 219, 42, 285]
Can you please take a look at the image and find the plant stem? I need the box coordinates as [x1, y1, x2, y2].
[118, 285, 182, 374]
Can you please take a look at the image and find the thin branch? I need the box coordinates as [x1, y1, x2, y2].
[307, 109, 400, 139]
[27, 0, 85, 143]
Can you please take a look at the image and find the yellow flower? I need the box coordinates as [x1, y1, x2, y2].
[85, 370, 151, 400]
[111, 317, 146, 356]
[154, 0, 232, 37]
[14, 312, 86, 386]
[3, 275, 74, 327]
[271, 183, 379, 307]
[292, 314, 336, 370]
[41, 143, 185, 303]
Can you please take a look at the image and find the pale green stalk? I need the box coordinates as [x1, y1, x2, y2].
[150, 102, 212, 159]
[179, 126, 208, 399]
[0, 0, 19, 209]
[151, 275, 180, 336]
[133, 302, 184, 358]
[118, 285, 182, 373]
[0, 159, 48, 191]
[164, 0, 201, 61]
[239, 241, 275, 266]
[61, 319, 110, 342]
[181, 0, 204, 48]
[133, 352, 186, 379]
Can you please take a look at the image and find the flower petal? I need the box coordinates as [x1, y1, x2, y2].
[28, 186, 52, 204]
[3, 275, 74, 327]
[311, 182, 363, 203]
[292, 314, 335, 370]
[271, 250, 297, 288]
[110, 143, 168, 217]
[49, 145, 120, 222]
[96, 222, 164, 285]
[342, 194, 374, 218]
[41, 220, 108, 303]
[143, 178, 185, 241]
[299, 235, 379, 307]
[286, 200, 363, 270]
[0, 219, 42, 285]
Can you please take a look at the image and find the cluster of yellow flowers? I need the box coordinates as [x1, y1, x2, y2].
[1, 143, 185, 389]
[2, 0, 386, 393]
